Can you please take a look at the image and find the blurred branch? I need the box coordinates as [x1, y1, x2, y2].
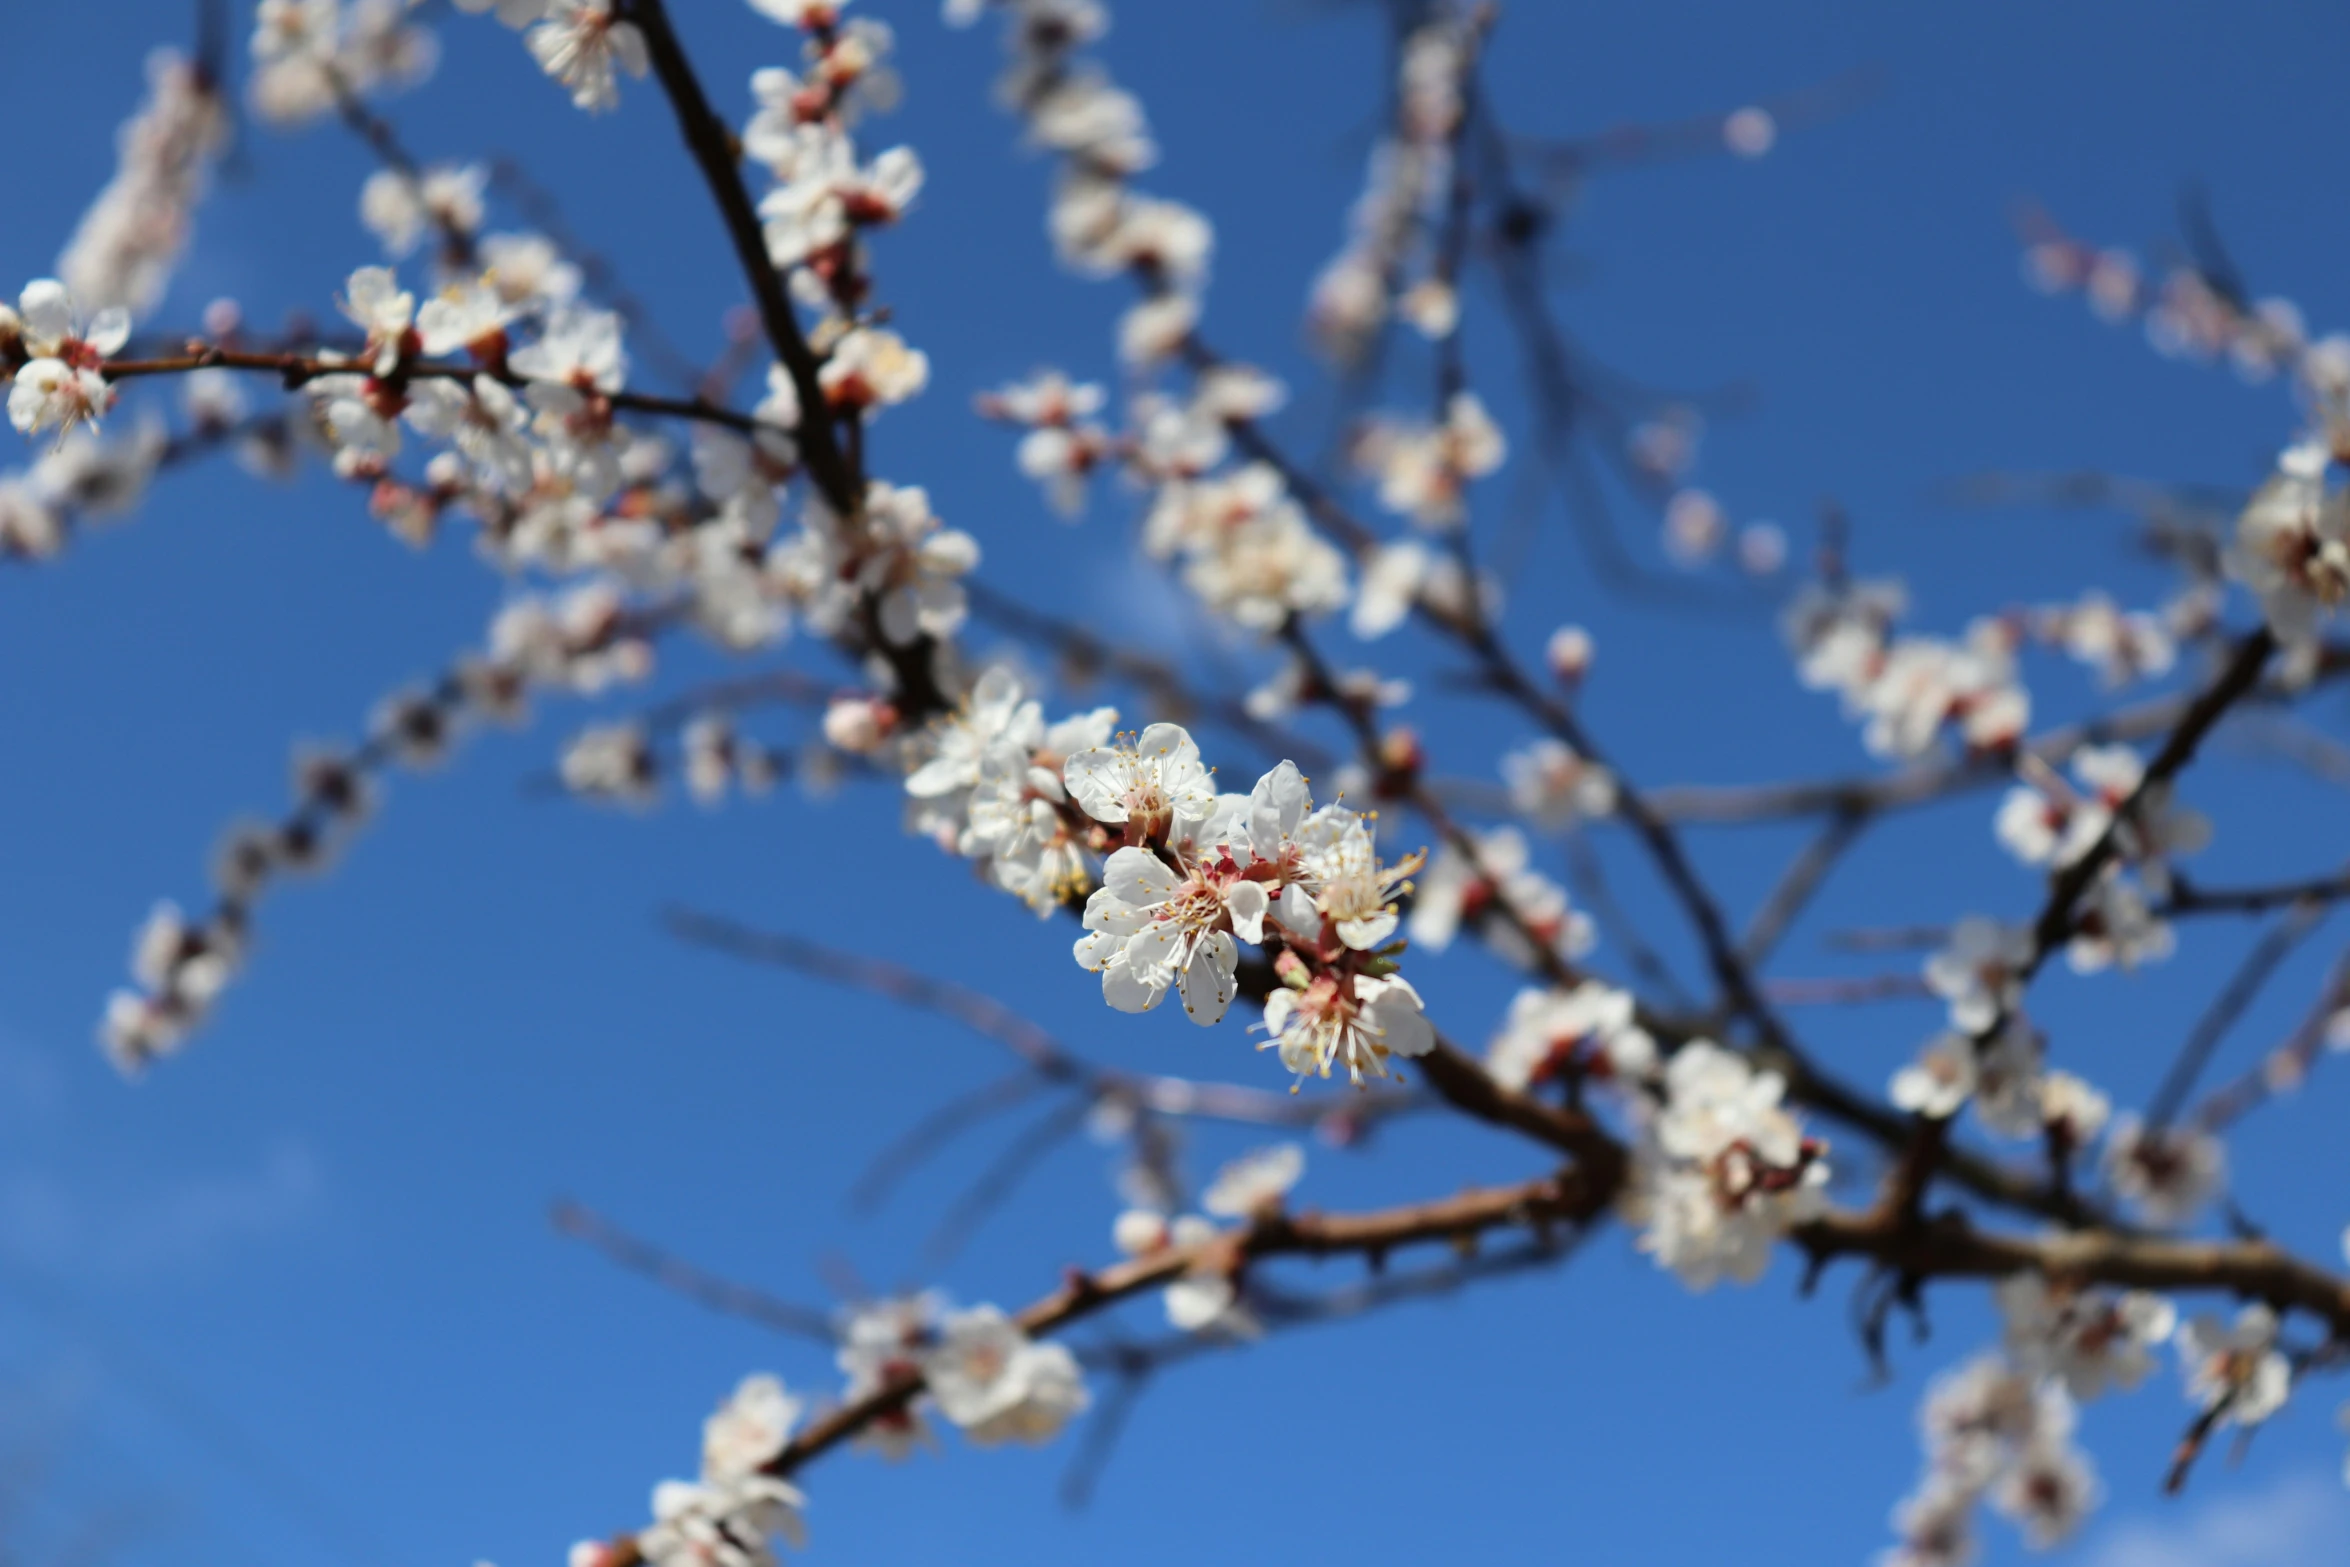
[2191, 949, 2350, 1132]
[2143, 899, 2329, 1130]
[550, 1201, 836, 1342]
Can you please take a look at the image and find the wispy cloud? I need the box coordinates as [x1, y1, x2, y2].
[2083, 1469, 2350, 1567]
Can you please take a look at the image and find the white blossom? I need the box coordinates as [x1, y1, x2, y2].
[1924, 918, 2031, 1034]
[1360, 391, 1506, 530]
[1064, 722, 1216, 842]
[2101, 1114, 2224, 1228]
[818, 327, 928, 412]
[834, 1293, 939, 1458]
[1200, 1143, 1304, 1217]
[58, 51, 229, 319]
[920, 1305, 1087, 1446]
[1889, 1035, 1978, 1120]
[1074, 844, 1260, 1023]
[2177, 1304, 2291, 1426]
[527, 0, 649, 112]
[701, 1374, 801, 1482]
[2230, 443, 2347, 650]
[639, 1474, 808, 1567]
[1500, 738, 1616, 827]
[1986, 1438, 2099, 1550]
[1257, 970, 1434, 1087]
[1409, 826, 1592, 969]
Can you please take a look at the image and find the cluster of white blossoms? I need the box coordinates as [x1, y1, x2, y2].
[1408, 826, 1595, 974]
[952, 0, 1376, 642]
[91, 0, 972, 1076]
[2029, 221, 2350, 666]
[1113, 1143, 1307, 1335]
[1782, 575, 2031, 761]
[844, 1298, 1089, 1449]
[361, 162, 488, 260]
[950, 0, 1205, 367]
[1997, 1273, 2176, 1400]
[1623, 1042, 1827, 1290]
[620, 1373, 810, 1567]
[1622, 409, 1790, 579]
[100, 582, 650, 1071]
[1058, 735, 1434, 1085]
[949, 371, 1336, 632]
[1995, 741, 2208, 973]
[2031, 588, 2190, 690]
[741, 11, 921, 289]
[2, 281, 133, 440]
[896, 688, 1440, 1086]
[0, 422, 175, 561]
[898, 665, 1119, 914]
[2025, 217, 2325, 386]
[249, 0, 439, 126]
[555, 708, 820, 813]
[59, 49, 230, 321]
[1149, 456, 1352, 635]
[1886, 1278, 2240, 1562]
[1883, 1352, 2100, 1565]
[1485, 981, 1654, 1094]
[1884, 917, 2117, 1149]
[577, 1299, 1089, 1563]
[839, 1296, 1089, 1451]
[1307, 11, 1476, 362]
[1352, 391, 1507, 533]
[972, 370, 1113, 517]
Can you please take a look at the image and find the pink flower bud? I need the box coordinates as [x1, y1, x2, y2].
[822, 695, 896, 754]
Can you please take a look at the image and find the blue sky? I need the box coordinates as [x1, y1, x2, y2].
[3, 1, 2350, 1564]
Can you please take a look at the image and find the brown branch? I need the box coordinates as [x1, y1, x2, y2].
[615, 0, 854, 511]
[580, 1150, 2350, 1565]
[2021, 629, 2275, 978]
[1793, 1207, 2350, 1328]
[103, 346, 768, 432]
[2164, 867, 2350, 918]
[590, 1165, 1606, 1567]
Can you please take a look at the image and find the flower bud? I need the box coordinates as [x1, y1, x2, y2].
[1546, 624, 1593, 685]
[822, 695, 896, 755]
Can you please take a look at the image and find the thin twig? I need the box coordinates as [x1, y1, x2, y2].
[551, 1200, 836, 1341]
[2144, 901, 2327, 1130]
